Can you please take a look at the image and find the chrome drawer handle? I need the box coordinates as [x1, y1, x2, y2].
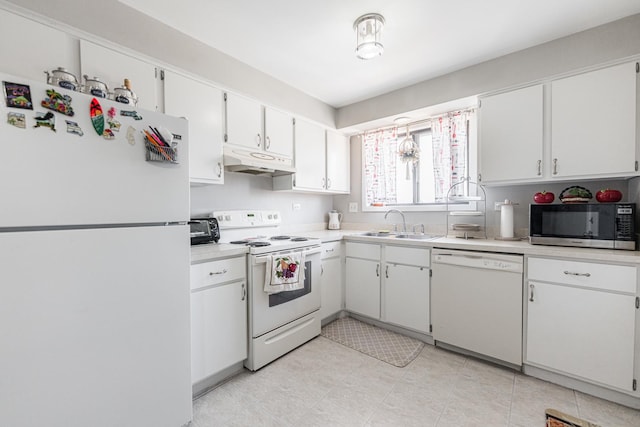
[241, 283, 246, 301]
[529, 284, 535, 302]
[563, 270, 591, 277]
[209, 269, 228, 275]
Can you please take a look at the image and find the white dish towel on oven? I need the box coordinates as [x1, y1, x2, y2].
[263, 252, 305, 294]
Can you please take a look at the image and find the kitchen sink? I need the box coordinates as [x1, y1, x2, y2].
[361, 231, 394, 237]
[394, 234, 441, 240]
[359, 232, 442, 241]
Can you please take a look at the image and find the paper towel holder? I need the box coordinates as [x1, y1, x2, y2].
[495, 199, 521, 241]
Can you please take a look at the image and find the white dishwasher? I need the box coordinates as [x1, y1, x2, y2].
[431, 249, 523, 366]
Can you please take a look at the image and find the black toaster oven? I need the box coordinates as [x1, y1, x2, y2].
[189, 218, 220, 245]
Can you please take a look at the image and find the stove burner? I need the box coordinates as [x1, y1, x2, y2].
[270, 235, 291, 240]
[290, 237, 308, 242]
[248, 241, 271, 247]
[230, 240, 250, 245]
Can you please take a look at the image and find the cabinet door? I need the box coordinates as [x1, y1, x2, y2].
[384, 264, 430, 333]
[326, 130, 351, 193]
[320, 257, 343, 320]
[224, 92, 263, 150]
[526, 281, 636, 391]
[294, 118, 326, 191]
[479, 85, 544, 183]
[190, 281, 247, 384]
[164, 71, 224, 184]
[345, 258, 380, 319]
[551, 62, 637, 178]
[264, 107, 293, 158]
[80, 40, 158, 111]
[0, 10, 78, 83]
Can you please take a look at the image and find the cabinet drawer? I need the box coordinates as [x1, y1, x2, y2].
[346, 242, 380, 260]
[321, 241, 342, 259]
[190, 256, 246, 291]
[527, 257, 636, 293]
[386, 246, 430, 267]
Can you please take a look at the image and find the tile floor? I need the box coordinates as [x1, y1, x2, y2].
[192, 336, 640, 426]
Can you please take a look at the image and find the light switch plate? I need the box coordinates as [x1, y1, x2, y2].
[348, 202, 358, 213]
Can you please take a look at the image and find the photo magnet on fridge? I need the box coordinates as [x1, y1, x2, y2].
[3, 81, 33, 109]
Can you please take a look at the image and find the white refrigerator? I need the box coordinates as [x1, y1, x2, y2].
[0, 72, 192, 427]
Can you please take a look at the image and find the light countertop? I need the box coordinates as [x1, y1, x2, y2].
[191, 228, 640, 264]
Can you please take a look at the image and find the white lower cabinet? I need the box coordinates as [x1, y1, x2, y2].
[345, 256, 381, 319]
[190, 256, 247, 386]
[320, 242, 343, 320]
[526, 257, 638, 392]
[345, 242, 430, 334]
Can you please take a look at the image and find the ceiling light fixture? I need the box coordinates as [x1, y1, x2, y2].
[353, 13, 385, 60]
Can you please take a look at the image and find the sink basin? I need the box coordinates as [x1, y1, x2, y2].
[359, 232, 442, 241]
[361, 231, 394, 237]
[394, 234, 442, 240]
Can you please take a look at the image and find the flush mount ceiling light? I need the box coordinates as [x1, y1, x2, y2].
[353, 13, 385, 60]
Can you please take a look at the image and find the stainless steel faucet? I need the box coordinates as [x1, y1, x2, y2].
[384, 209, 407, 233]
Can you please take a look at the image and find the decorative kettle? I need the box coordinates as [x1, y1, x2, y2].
[328, 210, 343, 230]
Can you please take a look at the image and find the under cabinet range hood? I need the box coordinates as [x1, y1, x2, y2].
[223, 146, 296, 176]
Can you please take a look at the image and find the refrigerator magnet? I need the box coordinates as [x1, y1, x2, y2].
[107, 107, 121, 131]
[7, 112, 26, 128]
[120, 110, 142, 120]
[3, 81, 33, 110]
[102, 129, 115, 140]
[33, 111, 56, 132]
[126, 125, 136, 145]
[65, 120, 83, 136]
[41, 89, 74, 116]
[90, 97, 104, 136]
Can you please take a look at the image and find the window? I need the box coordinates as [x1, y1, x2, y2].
[363, 110, 475, 210]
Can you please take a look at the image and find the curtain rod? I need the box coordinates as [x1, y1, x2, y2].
[360, 107, 476, 136]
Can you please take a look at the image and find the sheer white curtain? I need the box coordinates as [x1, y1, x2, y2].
[431, 111, 470, 200]
[363, 127, 398, 206]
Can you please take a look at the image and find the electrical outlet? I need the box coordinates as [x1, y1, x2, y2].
[292, 203, 301, 211]
[348, 202, 358, 213]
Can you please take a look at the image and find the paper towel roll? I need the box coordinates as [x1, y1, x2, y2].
[500, 200, 514, 238]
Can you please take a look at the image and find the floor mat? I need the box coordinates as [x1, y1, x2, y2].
[545, 408, 601, 427]
[321, 317, 424, 367]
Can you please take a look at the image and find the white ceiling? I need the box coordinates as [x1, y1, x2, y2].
[118, 0, 640, 108]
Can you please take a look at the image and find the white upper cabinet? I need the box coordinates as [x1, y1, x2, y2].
[264, 107, 294, 158]
[479, 84, 544, 183]
[80, 40, 158, 111]
[551, 61, 638, 178]
[273, 123, 351, 194]
[292, 118, 327, 191]
[224, 92, 263, 151]
[164, 71, 224, 184]
[478, 61, 639, 184]
[224, 93, 294, 159]
[326, 130, 350, 193]
[0, 10, 78, 83]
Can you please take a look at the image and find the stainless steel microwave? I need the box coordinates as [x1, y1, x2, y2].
[529, 203, 636, 250]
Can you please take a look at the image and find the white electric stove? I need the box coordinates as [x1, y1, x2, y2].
[213, 210, 322, 254]
[212, 210, 322, 370]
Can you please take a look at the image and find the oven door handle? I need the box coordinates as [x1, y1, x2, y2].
[254, 246, 321, 263]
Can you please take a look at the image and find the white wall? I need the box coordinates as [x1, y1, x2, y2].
[190, 173, 333, 227]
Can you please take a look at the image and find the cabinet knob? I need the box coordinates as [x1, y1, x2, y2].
[265, 136, 271, 150]
[385, 265, 389, 278]
[376, 264, 380, 277]
[241, 283, 246, 301]
[217, 162, 222, 178]
[553, 158, 558, 175]
[326, 178, 332, 189]
[537, 160, 542, 176]
[256, 133, 262, 147]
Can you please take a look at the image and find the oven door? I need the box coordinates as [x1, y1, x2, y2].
[249, 246, 321, 338]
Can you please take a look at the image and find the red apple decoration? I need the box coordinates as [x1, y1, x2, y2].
[595, 189, 622, 203]
[533, 191, 555, 204]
